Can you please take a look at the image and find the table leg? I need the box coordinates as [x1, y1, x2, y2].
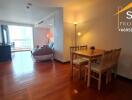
[87, 59, 91, 87]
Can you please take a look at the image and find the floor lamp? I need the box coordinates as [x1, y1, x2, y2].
[74, 22, 77, 46]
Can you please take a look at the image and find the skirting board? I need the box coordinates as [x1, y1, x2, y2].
[54, 58, 70, 64]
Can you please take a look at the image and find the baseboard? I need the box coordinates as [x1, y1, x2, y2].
[54, 59, 70, 64]
[117, 74, 132, 82]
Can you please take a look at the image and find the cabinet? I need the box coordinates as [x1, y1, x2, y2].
[0, 45, 11, 62]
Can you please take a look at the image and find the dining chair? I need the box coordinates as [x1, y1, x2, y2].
[70, 46, 79, 64]
[79, 45, 90, 61]
[79, 45, 90, 80]
[86, 50, 113, 90]
[70, 46, 89, 79]
[80, 45, 88, 50]
[105, 48, 121, 84]
[112, 48, 121, 78]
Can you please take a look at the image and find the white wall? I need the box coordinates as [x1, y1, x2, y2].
[33, 8, 64, 62]
[63, 0, 132, 79]
[33, 27, 50, 47]
[53, 8, 64, 62]
[63, 22, 75, 61]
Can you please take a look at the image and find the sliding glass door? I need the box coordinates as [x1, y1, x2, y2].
[8, 25, 33, 51]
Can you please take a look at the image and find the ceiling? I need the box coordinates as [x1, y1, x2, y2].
[0, 0, 59, 25]
[0, 0, 91, 25]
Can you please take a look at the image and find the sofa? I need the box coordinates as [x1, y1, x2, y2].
[32, 43, 54, 61]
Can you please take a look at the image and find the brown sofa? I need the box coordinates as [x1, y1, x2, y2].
[32, 45, 54, 61]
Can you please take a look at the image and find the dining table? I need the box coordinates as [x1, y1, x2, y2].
[72, 49, 105, 87]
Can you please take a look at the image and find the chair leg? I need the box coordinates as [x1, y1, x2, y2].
[114, 65, 118, 78]
[87, 70, 90, 87]
[84, 69, 88, 82]
[79, 68, 81, 80]
[109, 73, 112, 83]
[106, 72, 109, 85]
[106, 70, 112, 84]
[71, 65, 74, 80]
[109, 69, 112, 82]
[98, 73, 101, 91]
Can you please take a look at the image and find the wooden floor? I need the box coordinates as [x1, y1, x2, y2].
[0, 51, 131, 100]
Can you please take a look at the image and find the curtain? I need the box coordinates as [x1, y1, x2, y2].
[1, 25, 10, 45]
[0, 26, 2, 44]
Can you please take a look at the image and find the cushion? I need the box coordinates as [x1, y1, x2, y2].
[32, 47, 53, 56]
[73, 58, 89, 65]
[86, 63, 112, 73]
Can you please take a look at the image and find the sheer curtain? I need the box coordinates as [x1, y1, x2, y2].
[0, 26, 2, 44]
[1, 25, 10, 45]
[8, 25, 33, 50]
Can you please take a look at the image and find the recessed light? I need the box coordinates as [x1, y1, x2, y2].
[26, 6, 30, 9]
[26, 2, 32, 9]
[27, 3, 32, 6]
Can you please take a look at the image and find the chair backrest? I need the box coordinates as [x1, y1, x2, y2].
[112, 48, 121, 65]
[70, 46, 79, 64]
[99, 50, 113, 68]
[70, 46, 79, 52]
[80, 45, 88, 50]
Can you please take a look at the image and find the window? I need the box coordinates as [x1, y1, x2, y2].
[8, 25, 33, 50]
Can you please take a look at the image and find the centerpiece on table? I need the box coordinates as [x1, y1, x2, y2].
[90, 46, 95, 54]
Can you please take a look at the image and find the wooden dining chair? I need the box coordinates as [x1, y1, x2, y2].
[86, 50, 113, 90]
[70, 46, 89, 79]
[112, 48, 121, 78]
[70, 46, 80, 65]
[105, 48, 121, 84]
[80, 45, 88, 50]
[79, 45, 90, 61]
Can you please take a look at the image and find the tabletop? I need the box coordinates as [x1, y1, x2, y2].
[73, 49, 104, 58]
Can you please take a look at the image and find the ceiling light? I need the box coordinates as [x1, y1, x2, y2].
[26, 6, 30, 9]
[77, 32, 81, 36]
[73, 22, 77, 25]
[26, 2, 32, 9]
[27, 3, 32, 6]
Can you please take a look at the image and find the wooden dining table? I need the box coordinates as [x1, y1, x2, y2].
[72, 49, 105, 87]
